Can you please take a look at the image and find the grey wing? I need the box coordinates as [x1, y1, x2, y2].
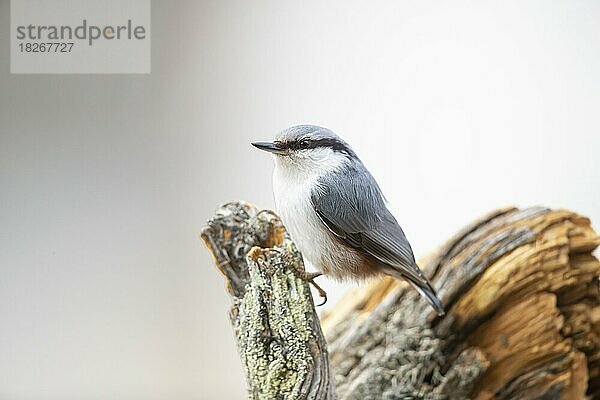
[310, 165, 419, 280]
[311, 165, 445, 315]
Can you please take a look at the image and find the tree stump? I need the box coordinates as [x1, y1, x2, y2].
[201, 202, 600, 399]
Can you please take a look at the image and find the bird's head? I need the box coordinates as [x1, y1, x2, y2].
[252, 125, 356, 172]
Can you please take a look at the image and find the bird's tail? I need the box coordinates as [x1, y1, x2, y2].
[403, 274, 445, 316]
[379, 264, 445, 316]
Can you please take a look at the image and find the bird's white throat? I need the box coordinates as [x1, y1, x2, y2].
[273, 147, 348, 186]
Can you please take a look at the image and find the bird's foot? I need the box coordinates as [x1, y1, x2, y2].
[302, 272, 327, 306]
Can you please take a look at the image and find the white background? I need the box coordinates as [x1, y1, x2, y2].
[1, 1, 599, 399]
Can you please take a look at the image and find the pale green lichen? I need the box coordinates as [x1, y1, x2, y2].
[236, 242, 320, 400]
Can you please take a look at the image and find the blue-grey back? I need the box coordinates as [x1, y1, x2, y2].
[310, 158, 418, 269]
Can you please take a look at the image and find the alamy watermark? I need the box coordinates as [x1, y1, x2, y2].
[11, 0, 150, 74]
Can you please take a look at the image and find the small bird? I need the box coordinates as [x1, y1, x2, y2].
[252, 125, 444, 316]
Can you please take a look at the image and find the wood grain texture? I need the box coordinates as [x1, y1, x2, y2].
[323, 206, 600, 399]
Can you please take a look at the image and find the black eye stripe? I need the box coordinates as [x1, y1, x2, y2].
[279, 138, 355, 157]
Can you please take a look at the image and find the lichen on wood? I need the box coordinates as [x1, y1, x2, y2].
[201, 202, 334, 400]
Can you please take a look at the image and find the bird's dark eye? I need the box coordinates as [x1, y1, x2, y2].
[299, 139, 311, 149]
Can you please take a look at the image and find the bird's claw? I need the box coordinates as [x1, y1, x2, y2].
[315, 291, 327, 307]
[303, 272, 327, 306]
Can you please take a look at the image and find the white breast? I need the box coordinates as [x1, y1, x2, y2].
[271, 149, 361, 279]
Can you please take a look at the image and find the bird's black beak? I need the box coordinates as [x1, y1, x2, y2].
[251, 141, 287, 155]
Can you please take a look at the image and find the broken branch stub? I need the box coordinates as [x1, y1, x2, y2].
[201, 202, 335, 400]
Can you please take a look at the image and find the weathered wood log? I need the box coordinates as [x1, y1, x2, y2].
[322, 206, 600, 399]
[202, 202, 600, 399]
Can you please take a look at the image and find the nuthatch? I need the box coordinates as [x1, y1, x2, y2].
[252, 125, 444, 315]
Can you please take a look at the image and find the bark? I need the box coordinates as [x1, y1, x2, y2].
[202, 202, 600, 400]
[201, 202, 335, 400]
